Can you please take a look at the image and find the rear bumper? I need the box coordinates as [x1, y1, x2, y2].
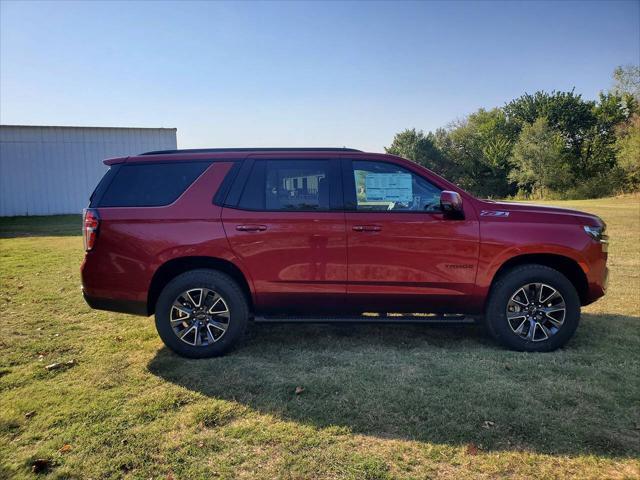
[83, 291, 149, 317]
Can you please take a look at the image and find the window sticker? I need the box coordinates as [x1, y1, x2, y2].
[364, 173, 413, 202]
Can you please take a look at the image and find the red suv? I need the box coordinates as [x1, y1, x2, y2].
[81, 148, 608, 357]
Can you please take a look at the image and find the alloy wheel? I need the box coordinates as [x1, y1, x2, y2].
[170, 288, 230, 346]
[506, 283, 566, 342]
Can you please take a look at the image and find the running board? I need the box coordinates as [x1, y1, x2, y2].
[253, 314, 477, 325]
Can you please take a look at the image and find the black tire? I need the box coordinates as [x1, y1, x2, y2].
[485, 264, 581, 352]
[155, 269, 249, 358]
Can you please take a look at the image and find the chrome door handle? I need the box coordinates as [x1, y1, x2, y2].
[353, 225, 382, 232]
[236, 224, 267, 232]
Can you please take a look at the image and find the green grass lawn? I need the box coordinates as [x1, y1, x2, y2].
[1, 197, 639, 479]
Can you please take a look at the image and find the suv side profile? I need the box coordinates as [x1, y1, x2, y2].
[81, 148, 609, 358]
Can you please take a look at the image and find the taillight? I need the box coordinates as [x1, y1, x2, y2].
[83, 208, 100, 251]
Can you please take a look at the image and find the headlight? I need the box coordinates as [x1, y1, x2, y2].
[583, 225, 608, 243]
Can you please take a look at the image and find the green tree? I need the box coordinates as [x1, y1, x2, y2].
[615, 114, 640, 190]
[442, 108, 515, 197]
[509, 118, 572, 198]
[612, 65, 640, 102]
[505, 88, 635, 188]
[504, 90, 596, 168]
[385, 128, 457, 179]
[610, 65, 640, 191]
[581, 92, 635, 179]
[388, 66, 639, 200]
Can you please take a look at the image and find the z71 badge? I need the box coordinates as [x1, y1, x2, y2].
[480, 210, 510, 217]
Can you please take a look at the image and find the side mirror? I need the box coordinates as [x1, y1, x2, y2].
[440, 191, 464, 219]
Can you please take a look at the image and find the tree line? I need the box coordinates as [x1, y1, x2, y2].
[386, 65, 640, 199]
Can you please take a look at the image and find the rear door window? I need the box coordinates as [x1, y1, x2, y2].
[237, 159, 335, 211]
[95, 161, 210, 207]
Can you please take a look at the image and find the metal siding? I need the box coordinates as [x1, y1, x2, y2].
[0, 126, 177, 216]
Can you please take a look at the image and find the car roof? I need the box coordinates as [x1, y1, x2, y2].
[141, 147, 362, 155]
[103, 147, 397, 165]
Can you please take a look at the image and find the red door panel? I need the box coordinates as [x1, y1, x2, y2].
[222, 209, 347, 313]
[345, 212, 480, 312]
[342, 157, 481, 313]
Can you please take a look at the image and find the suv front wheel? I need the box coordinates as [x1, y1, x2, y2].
[155, 269, 249, 358]
[485, 265, 581, 352]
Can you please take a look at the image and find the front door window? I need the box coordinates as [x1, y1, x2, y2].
[352, 160, 442, 212]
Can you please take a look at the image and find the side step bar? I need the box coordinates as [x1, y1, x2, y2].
[254, 314, 477, 325]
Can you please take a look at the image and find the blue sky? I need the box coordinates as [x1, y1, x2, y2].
[1, 0, 638, 152]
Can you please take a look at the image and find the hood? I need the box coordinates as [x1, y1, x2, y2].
[477, 199, 604, 227]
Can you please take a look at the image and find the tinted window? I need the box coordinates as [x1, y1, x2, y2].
[238, 160, 331, 211]
[352, 161, 441, 212]
[237, 162, 266, 210]
[97, 162, 210, 207]
[89, 165, 119, 206]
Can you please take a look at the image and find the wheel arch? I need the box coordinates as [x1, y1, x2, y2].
[490, 253, 589, 305]
[147, 256, 254, 315]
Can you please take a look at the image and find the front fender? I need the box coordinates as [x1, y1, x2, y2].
[475, 219, 593, 298]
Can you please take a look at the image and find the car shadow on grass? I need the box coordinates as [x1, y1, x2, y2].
[148, 313, 640, 458]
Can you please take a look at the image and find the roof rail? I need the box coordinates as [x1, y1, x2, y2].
[140, 147, 362, 156]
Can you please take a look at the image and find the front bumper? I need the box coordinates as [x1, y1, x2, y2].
[584, 262, 608, 306]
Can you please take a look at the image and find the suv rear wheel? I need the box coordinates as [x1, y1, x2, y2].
[155, 269, 249, 358]
[485, 264, 581, 352]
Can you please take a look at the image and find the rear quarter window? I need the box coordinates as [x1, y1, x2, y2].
[95, 161, 210, 207]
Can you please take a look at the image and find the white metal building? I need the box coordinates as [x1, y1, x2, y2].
[0, 125, 177, 216]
